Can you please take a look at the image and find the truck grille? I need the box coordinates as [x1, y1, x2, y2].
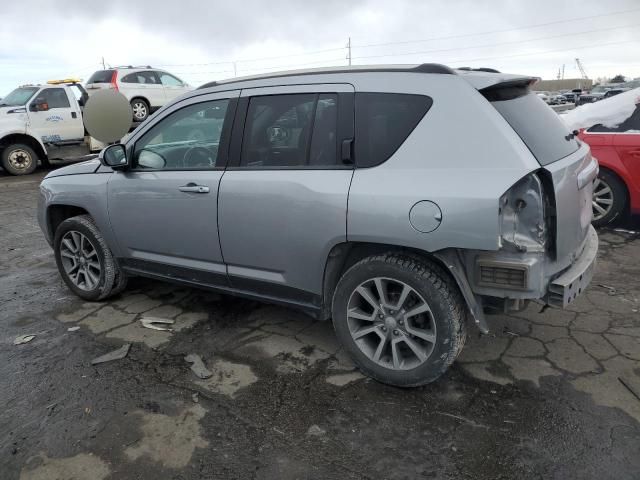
[477, 262, 528, 290]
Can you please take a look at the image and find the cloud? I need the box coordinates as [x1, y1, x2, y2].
[1, 0, 639, 95]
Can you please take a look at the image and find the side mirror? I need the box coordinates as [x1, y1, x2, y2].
[99, 144, 128, 169]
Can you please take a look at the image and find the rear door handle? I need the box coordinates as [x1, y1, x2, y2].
[179, 183, 209, 193]
[629, 150, 640, 158]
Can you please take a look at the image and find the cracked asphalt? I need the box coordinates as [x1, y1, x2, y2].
[1, 170, 639, 479]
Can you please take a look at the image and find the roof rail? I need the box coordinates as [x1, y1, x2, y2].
[458, 67, 501, 73]
[198, 63, 455, 89]
[114, 65, 153, 69]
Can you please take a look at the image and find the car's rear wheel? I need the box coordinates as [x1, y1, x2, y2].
[131, 98, 150, 122]
[592, 169, 627, 228]
[53, 215, 123, 301]
[332, 254, 467, 387]
[1, 144, 38, 175]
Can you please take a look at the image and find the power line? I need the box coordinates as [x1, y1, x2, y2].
[352, 22, 640, 61]
[156, 46, 345, 68]
[352, 6, 640, 49]
[442, 38, 640, 65]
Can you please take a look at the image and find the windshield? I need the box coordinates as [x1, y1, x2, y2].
[0, 87, 39, 107]
[591, 86, 610, 94]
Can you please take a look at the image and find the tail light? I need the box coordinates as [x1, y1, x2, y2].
[498, 172, 548, 254]
[110, 71, 119, 91]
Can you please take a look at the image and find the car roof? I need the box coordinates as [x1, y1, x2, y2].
[197, 63, 537, 92]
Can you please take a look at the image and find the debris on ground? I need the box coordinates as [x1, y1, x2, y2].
[140, 317, 174, 332]
[91, 344, 131, 365]
[192, 393, 199, 403]
[13, 334, 35, 345]
[598, 284, 617, 295]
[306, 424, 326, 436]
[614, 228, 638, 235]
[619, 377, 640, 402]
[503, 328, 520, 337]
[184, 354, 213, 379]
[67, 326, 80, 332]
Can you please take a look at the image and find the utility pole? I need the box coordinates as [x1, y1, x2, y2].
[561, 64, 565, 80]
[233, 62, 237, 77]
[101, 56, 106, 70]
[346, 37, 352, 66]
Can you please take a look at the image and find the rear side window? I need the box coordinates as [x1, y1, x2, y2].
[87, 70, 114, 84]
[355, 93, 433, 168]
[240, 93, 339, 168]
[120, 73, 139, 84]
[486, 88, 579, 165]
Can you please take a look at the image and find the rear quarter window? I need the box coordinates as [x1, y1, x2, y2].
[87, 70, 115, 84]
[486, 89, 579, 166]
[355, 93, 433, 168]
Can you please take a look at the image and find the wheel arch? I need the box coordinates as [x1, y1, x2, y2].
[0, 133, 48, 164]
[319, 241, 483, 330]
[46, 204, 91, 244]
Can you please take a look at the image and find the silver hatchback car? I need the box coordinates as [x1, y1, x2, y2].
[38, 64, 598, 386]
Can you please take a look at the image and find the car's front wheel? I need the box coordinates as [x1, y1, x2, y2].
[332, 254, 467, 387]
[1, 144, 39, 175]
[53, 215, 123, 301]
[592, 169, 627, 228]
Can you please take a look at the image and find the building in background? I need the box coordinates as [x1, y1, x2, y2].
[532, 78, 593, 91]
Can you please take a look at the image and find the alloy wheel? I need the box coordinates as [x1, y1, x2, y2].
[59, 230, 101, 291]
[132, 102, 147, 120]
[346, 277, 437, 370]
[7, 149, 33, 171]
[592, 177, 614, 221]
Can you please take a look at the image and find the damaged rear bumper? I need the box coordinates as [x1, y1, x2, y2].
[547, 225, 598, 307]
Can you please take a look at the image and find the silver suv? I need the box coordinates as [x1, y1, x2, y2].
[38, 64, 598, 386]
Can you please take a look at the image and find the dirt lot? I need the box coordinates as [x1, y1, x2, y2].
[1, 169, 639, 480]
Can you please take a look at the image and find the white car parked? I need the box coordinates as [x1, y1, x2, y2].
[85, 66, 193, 122]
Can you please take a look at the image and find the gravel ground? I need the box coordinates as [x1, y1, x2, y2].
[1, 169, 639, 480]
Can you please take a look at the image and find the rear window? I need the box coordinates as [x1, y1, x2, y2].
[486, 87, 579, 165]
[87, 70, 115, 84]
[355, 93, 433, 168]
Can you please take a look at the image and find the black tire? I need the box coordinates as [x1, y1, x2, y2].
[1, 144, 38, 175]
[130, 98, 150, 122]
[53, 215, 120, 301]
[332, 253, 467, 387]
[592, 169, 627, 228]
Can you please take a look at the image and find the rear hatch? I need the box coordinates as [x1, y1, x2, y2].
[472, 75, 594, 264]
[85, 69, 117, 94]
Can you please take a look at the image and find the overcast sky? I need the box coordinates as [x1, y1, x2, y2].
[1, 0, 639, 95]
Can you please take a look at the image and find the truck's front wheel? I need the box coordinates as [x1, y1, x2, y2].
[1, 144, 38, 175]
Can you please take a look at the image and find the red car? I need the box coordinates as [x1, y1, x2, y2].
[579, 103, 640, 227]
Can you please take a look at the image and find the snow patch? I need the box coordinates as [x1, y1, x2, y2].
[560, 87, 640, 131]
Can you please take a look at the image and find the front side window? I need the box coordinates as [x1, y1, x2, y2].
[133, 99, 229, 170]
[33, 88, 70, 109]
[240, 93, 338, 168]
[354, 93, 433, 168]
[159, 72, 184, 87]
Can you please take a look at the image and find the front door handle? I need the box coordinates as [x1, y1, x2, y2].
[179, 183, 209, 193]
[629, 150, 640, 158]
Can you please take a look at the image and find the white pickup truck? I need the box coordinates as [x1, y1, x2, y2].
[0, 80, 103, 175]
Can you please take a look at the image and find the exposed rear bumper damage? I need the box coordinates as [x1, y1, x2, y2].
[547, 225, 598, 308]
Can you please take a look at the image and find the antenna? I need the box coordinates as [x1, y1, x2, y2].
[346, 37, 352, 66]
